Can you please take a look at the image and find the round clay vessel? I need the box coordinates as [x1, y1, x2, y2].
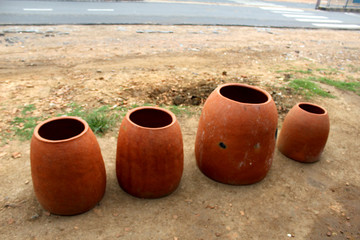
[30, 116, 106, 215]
[195, 83, 278, 185]
[277, 102, 330, 163]
[116, 106, 183, 198]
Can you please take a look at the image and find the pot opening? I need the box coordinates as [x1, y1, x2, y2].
[220, 85, 268, 104]
[38, 118, 85, 141]
[130, 108, 173, 128]
[299, 103, 325, 114]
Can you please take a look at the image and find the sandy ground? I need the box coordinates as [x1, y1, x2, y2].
[0, 24, 360, 240]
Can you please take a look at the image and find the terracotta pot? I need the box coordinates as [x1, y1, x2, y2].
[277, 102, 330, 163]
[116, 106, 183, 198]
[30, 116, 106, 215]
[195, 83, 278, 185]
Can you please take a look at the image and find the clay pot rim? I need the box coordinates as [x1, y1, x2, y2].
[297, 102, 328, 116]
[33, 116, 88, 143]
[216, 83, 272, 105]
[126, 106, 177, 130]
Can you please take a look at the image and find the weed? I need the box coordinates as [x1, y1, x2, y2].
[280, 67, 360, 97]
[122, 103, 194, 117]
[142, 103, 154, 107]
[277, 67, 342, 77]
[130, 103, 140, 109]
[64, 102, 85, 117]
[276, 68, 313, 74]
[315, 68, 339, 75]
[86, 106, 119, 135]
[62, 104, 119, 135]
[8, 102, 197, 142]
[11, 104, 40, 140]
[0, 131, 12, 146]
[167, 105, 193, 116]
[289, 79, 335, 99]
[311, 77, 360, 95]
[9, 103, 120, 141]
[21, 104, 36, 115]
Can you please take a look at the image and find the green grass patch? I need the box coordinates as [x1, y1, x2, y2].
[10, 103, 121, 140]
[9, 102, 197, 141]
[289, 79, 335, 99]
[311, 77, 360, 95]
[276, 67, 342, 78]
[0, 130, 12, 146]
[276, 68, 313, 74]
[118, 103, 194, 117]
[166, 105, 194, 116]
[278, 67, 360, 98]
[62, 103, 119, 135]
[11, 104, 41, 140]
[315, 68, 340, 75]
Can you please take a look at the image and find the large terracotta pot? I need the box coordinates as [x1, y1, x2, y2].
[116, 106, 183, 198]
[277, 102, 330, 163]
[195, 83, 278, 185]
[30, 116, 106, 215]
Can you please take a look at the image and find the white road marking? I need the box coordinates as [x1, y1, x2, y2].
[296, 19, 342, 23]
[260, 7, 304, 12]
[23, 8, 53, 11]
[345, 13, 359, 17]
[87, 9, 114, 12]
[231, 0, 282, 6]
[283, 14, 328, 19]
[312, 23, 360, 29]
[272, 11, 311, 14]
[260, 5, 359, 29]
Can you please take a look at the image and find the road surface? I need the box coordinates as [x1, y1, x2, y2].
[0, 0, 359, 29]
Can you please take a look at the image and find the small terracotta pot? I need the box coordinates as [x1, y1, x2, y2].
[30, 116, 106, 215]
[116, 107, 183, 198]
[277, 102, 330, 163]
[195, 83, 278, 185]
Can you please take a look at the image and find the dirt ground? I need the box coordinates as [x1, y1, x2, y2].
[0, 23, 360, 240]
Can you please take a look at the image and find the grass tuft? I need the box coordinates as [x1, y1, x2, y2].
[62, 104, 119, 135]
[281, 67, 360, 98]
[11, 104, 40, 140]
[289, 79, 335, 99]
[8, 102, 197, 142]
[311, 77, 360, 95]
[276, 69, 313, 74]
[167, 105, 193, 116]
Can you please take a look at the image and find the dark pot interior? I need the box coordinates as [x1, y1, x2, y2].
[38, 118, 85, 140]
[130, 108, 173, 128]
[299, 103, 325, 114]
[220, 85, 268, 104]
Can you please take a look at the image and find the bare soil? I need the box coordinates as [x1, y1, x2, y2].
[0, 24, 359, 240]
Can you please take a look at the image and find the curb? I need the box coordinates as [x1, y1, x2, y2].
[316, 7, 360, 13]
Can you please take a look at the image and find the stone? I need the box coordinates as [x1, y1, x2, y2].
[173, 95, 185, 106]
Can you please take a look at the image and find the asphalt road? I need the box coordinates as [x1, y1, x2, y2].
[0, 0, 359, 29]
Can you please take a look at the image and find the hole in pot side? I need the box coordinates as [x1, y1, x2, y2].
[220, 85, 268, 104]
[38, 118, 85, 141]
[130, 109, 173, 128]
[299, 104, 325, 114]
